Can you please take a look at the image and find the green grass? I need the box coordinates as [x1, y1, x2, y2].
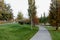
[0, 23, 38, 40]
[46, 26, 60, 40]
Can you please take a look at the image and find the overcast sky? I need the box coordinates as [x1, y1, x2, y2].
[4, 0, 51, 19]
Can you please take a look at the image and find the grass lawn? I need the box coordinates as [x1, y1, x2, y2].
[0, 23, 38, 40]
[46, 26, 60, 40]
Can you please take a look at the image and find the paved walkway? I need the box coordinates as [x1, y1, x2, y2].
[30, 25, 52, 40]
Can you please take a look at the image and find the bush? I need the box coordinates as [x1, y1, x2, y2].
[18, 20, 24, 25]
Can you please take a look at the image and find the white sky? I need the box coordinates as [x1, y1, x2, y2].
[4, 0, 51, 19]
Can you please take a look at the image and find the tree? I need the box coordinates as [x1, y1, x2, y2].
[4, 4, 13, 21]
[28, 0, 39, 26]
[49, 0, 60, 30]
[39, 14, 48, 25]
[0, 1, 13, 21]
[39, 14, 42, 23]
[17, 12, 23, 20]
[33, 16, 39, 25]
[43, 13, 47, 25]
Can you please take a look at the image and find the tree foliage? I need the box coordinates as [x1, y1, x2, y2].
[0, 2, 13, 21]
[28, 0, 39, 26]
[49, 0, 60, 30]
[39, 14, 48, 24]
[33, 16, 39, 25]
[17, 12, 23, 20]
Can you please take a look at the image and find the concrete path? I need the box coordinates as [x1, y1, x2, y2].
[30, 25, 52, 40]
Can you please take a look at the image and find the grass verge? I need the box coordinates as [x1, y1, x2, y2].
[0, 23, 38, 40]
[46, 26, 60, 40]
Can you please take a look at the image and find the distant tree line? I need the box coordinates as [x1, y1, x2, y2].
[39, 13, 48, 25]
